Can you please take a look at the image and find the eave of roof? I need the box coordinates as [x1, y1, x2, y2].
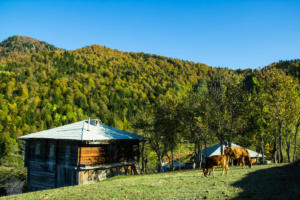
[19, 120, 147, 141]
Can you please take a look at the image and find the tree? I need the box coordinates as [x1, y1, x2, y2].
[207, 72, 231, 155]
[251, 72, 271, 163]
[181, 80, 211, 168]
[254, 68, 300, 163]
[224, 73, 247, 147]
[152, 96, 182, 171]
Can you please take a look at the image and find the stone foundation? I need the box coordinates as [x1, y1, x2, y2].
[78, 162, 139, 185]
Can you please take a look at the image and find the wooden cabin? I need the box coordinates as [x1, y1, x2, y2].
[19, 119, 147, 191]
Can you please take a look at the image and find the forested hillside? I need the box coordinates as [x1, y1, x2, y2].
[0, 36, 58, 63]
[0, 35, 299, 171]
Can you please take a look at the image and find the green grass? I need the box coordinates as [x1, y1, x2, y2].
[1, 163, 299, 200]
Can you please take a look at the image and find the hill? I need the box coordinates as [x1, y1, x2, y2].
[0, 36, 217, 137]
[0, 35, 220, 166]
[0, 36, 58, 63]
[2, 164, 299, 200]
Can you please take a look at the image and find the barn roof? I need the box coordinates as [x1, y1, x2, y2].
[202, 142, 263, 158]
[19, 119, 147, 141]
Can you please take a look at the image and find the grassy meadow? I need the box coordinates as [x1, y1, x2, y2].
[1, 163, 299, 200]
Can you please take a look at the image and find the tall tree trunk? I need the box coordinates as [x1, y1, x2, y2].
[228, 135, 233, 166]
[144, 158, 148, 173]
[278, 120, 284, 163]
[261, 137, 265, 164]
[272, 139, 277, 164]
[260, 107, 265, 164]
[153, 147, 164, 173]
[218, 120, 224, 155]
[276, 149, 280, 163]
[193, 140, 200, 169]
[276, 139, 280, 164]
[286, 136, 291, 163]
[171, 148, 174, 171]
[199, 147, 202, 169]
[196, 140, 201, 168]
[279, 135, 284, 163]
[204, 140, 208, 156]
[157, 155, 163, 172]
[193, 141, 197, 169]
[229, 119, 233, 148]
[220, 139, 224, 155]
[293, 122, 299, 162]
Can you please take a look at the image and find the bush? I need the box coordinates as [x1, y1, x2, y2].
[0, 166, 26, 197]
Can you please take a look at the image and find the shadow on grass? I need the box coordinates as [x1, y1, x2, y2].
[231, 161, 300, 200]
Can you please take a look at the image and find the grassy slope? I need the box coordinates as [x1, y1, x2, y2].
[2, 163, 299, 200]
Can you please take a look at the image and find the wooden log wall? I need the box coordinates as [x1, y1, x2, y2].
[56, 141, 78, 188]
[79, 146, 107, 165]
[26, 140, 79, 191]
[27, 140, 57, 191]
[79, 140, 140, 166]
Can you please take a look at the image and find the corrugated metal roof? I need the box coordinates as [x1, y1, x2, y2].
[19, 120, 147, 141]
[202, 142, 263, 158]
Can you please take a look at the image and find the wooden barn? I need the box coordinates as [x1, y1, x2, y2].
[19, 119, 147, 191]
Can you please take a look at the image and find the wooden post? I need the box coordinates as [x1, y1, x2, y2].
[141, 140, 145, 173]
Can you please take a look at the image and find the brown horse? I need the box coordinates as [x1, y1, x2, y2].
[225, 147, 252, 168]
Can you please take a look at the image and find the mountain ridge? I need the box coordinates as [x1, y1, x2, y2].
[1, 35, 299, 75]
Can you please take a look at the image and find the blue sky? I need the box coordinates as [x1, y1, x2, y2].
[0, 0, 300, 69]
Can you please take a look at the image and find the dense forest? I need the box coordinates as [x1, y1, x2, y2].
[0, 36, 299, 175]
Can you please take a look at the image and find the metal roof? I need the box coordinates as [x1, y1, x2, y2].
[202, 142, 263, 158]
[19, 120, 147, 141]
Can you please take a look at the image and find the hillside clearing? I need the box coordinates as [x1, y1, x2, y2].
[2, 163, 299, 200]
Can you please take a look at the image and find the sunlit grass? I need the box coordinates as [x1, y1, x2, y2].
[1, 164, 289, 200]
